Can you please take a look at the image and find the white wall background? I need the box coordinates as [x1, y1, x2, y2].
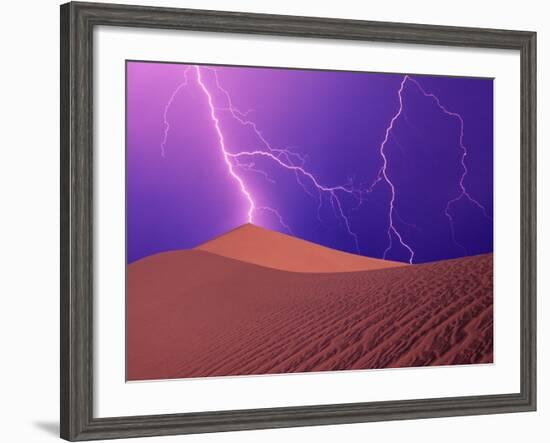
[0, 0, 546, 442]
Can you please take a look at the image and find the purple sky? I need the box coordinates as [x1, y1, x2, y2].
[127, 61, 493, 264]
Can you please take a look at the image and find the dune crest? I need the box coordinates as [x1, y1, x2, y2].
[195, 223, 405, 273]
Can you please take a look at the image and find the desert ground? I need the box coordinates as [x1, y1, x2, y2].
[127, 225, 493, 381]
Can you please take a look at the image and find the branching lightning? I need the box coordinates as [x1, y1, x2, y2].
[226, 148, 361, 252]
[162, 65, 363, 253]
[160, 66, 489, 263]
[369, 75, 491, 261]
[407, 77, 491, 255]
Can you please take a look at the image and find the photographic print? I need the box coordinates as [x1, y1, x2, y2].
[126, 61, 494, 381]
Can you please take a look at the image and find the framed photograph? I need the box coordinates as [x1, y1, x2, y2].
[60, 1, 536, 440]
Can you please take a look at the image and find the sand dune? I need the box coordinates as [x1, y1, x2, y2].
[127, 249, 493, 381]
[195, 223, 405, 273]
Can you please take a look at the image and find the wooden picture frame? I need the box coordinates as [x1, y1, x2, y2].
[60, 2, 536, 440]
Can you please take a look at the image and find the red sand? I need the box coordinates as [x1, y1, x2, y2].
[195, 224, 405, 273]
[127, 247, 493, 381]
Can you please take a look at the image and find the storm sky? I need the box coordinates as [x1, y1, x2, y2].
[126, 61, 493, 264]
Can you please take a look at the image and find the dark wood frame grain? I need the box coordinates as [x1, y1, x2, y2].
[60, 2, 536, 440]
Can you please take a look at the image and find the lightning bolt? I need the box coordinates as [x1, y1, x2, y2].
[374, 76, 416, 264]
[160, 67, 190, 158]
[370, 75, 491, 261]
[163, 65, 363, 253]
[160, 66, 489, 263]
[204, 66, 339, 225]
[194, 66, 256, 223]
[406, 77, 491, 255]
